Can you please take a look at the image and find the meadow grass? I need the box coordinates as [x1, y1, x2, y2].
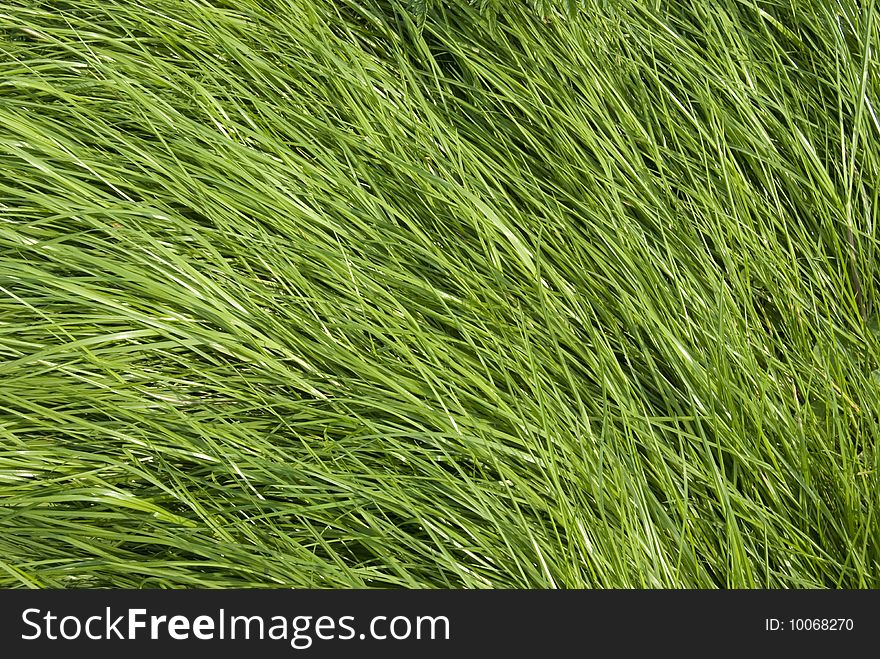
[0, 0, 878, 587]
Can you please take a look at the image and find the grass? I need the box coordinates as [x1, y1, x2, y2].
[0, 0, 878, 588]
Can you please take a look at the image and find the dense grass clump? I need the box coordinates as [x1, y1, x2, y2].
[0, 0, 878, 588]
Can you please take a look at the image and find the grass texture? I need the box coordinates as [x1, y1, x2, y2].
[1, 0, 878, 588]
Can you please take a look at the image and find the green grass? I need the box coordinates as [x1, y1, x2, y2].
[0, 0, 878, 588]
